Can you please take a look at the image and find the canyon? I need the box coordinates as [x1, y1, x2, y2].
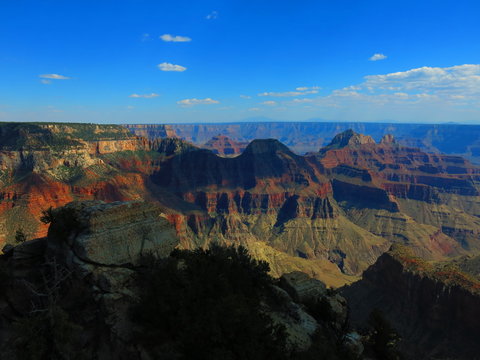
[126, 121, 480, 162]
[2, 122, 480, 289]
[2, 121, 480, 357]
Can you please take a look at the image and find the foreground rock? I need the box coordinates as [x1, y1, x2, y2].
[0, 200, 180, 359]
[47, 200, 178, 272]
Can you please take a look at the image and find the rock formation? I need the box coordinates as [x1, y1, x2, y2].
[343, 245, 480, 359]
[202, 135, 248, 156]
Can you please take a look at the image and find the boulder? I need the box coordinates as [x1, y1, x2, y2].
[47, 200, 178, 273]
[280, 271, 348, 330]
[269, 286, 318, 351]
[280, 271, 327, 302]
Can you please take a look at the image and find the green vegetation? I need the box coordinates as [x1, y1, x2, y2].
[9, 307, 86, 360]
[51, 165, 84, 183]
[14, 229, 27, 244]
[130, 244, 291, 359]
[364, 309, 402, 360]
[40, 207, 55, 225]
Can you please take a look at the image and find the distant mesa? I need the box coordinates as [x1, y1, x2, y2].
[321, 130, 398, 153]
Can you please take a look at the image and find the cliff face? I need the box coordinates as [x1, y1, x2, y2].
[123, 124, 177, 138]
[343, 246, 480, 359]
[3, 123, 480, 288]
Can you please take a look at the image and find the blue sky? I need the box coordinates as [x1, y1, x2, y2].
[1, 0, 480, 124]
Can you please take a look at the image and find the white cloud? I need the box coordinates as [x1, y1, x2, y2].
[362, 64, 480, 96]
[295, 86, 320, 91]
[39, 74, 70, 80]
[281, 64, 480, 122]
[206, 11, 218, 20]
[40, 79, 51, 85]
[261, 100, 277, 106]
[259, 91, 303, 97]
[129, 93, 160, 98]
[259, 87, 320, 97]
[369, 53, 387, 61]
[158, 62, 187, 72]
[248, 107, 261, 111]
[160, 34, 192, 42]
[177, 98, 220, 106]
[240, 95, 251, 99]
[292, 98, 314, 103]
[141, 33, 151, 42]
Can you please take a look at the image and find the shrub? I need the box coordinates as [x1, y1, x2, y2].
[130, 244, 290, 359]
[365, 309, 403, 360]
[14, 229, 27, 244]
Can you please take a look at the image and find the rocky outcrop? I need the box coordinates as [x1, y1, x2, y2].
[46, 201, 178, 272]
[323, 129, 375, 150]
[380, 134, 396, 144]
[202, 135, 248, 156]
[343, 246, 480, 359]
[280, 272, 348, 330]
[0, 200, 180, 359]
[154, 138, 321, 191]
[280, 271, 327, 302]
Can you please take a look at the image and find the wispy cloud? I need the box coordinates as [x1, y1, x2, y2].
[369, 53, 387, 61]
[292, 98, 314, 103]
[248, 107, 261, 111]
[39, 74, 70, 80]
[158, 62, 187, 72]
[129, 93, 160, 98]
[206, 11, 218, 20]
[240, 95, 251, 99]
[141, 33, 151, 42]
[259, 86, 320, 97]
[40, 79, 51, 85]
[295, 86, 320, 91]
[177, 98, 220, 106]
[160, 34, 192, 42]
[261, 100, 277, 106]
